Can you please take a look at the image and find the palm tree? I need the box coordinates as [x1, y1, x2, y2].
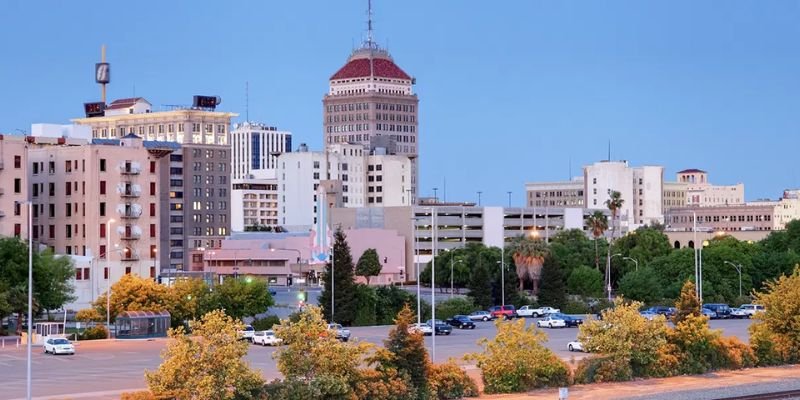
[604, 191, 624, 298]
[585, 211, 609, 271]
[507, 235, 550, 295]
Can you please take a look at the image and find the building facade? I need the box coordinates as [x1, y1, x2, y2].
[231, 122, 291, 180]
[323, 38, 419, 202]
[0, 135, 29, 239]
[677, 169, 744, 207]
[277, 143, 411, 230]
[28, 134, 170, 288]
[663, 181, 688, 210]
[525, 179, 585, 208]
[231, 178, 279, 231]
[72, 97, 236, 274]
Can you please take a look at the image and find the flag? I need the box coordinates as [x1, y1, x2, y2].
[309, 185, 332, 264]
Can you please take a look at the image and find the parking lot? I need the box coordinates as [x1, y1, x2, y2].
[1, 317, 752, 400]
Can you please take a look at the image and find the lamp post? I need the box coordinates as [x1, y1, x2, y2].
[106, 218, 115, 337]
[500, 246, 505, 307]
[270, 246, 302, 286]
[623, 256, 639, 271]
[693, 211, 699, 298]
[431, 206, 437, 362]
[699, 240, 709, 302]
[723, 261, 743, 298]
[411, 216, 422, 325]
[19, 201, 32, 400]
[449, 257, 462, 299]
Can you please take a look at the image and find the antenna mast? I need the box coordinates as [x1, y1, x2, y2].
[367, 0, 374, 46]
[246, 81, 250, 122]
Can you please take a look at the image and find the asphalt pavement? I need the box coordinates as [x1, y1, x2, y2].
[1, 317, 753, 400]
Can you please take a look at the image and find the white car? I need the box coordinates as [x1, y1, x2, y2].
[536, 315, 566, 328]
[43, 337, 75, 355]
[252, 330, 282, 346]
[238, 325, 255, 341]
[567, 341, 585, 352]
[522, 306, 561, 318]
[729, 308, 749, 319]
[739, 304, 765, 317]
[408, 322, 433, 336]
[468, 311, 493, 321]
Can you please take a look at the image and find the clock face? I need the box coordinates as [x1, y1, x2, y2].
[95, 63, 110, 84]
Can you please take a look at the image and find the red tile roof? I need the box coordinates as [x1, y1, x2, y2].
[107, 97, 148, 110]
[677, 168, 707, 174]
[330, 57, 411, 81]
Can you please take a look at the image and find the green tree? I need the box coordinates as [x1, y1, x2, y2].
[604, 191, 624, 296]
[549, 228, 599, 277]
[33, 249, 76, 317]
[537, 255, 566, 309]
[650, 248, 697, 299]
[319, 228, 359, 325]
[145, 310, 264, 399]
[435, 297, 477, 320]
[618, 267, 663, 304]
[507, 235, 549, 293]
[749, 266, 800, 364]
[354, 284, 378, 326]
[585, 212, 609, 270]
[579, 298, 667, 376]
[467, 262, 492, 309]
[567, 265, 604, 297]
[168, 278, 215, 326]
[93, 274, 170, 323]
[673, 280, 701, 325]
[212, 276, 273, 320]
[374, 285, 420, 325]
[356, 248, 382, 285]
[465, 319, 570, 393]
[380, 304, 429, 398]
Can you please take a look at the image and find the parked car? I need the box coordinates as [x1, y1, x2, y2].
[489, 305, 517, 320]
[426, 319, 453, 335]
[739, 304, 765, 317]
[640, 311, 658, 321]
[269, 288, 278, 296]
[408, 322, 433, 336]
[327, 323, 351, 342]
[701, 307, 717, 319]
[445, 315, 476, 329]
[703, 304, 732, 319]
[238, 324, 255, 341]
[521, 306, 561, 318]
[536, 315, 566, 329]
[516, 305, 537, 317]
[43, 337, 75, 355]
[468, 311, 493, 321]
[729, 308, 749, 319]
[645, 306, 675, 316]
[252, 330, 282, 346]
[554, 314, 583, 327]
[567, 340, 585, 352]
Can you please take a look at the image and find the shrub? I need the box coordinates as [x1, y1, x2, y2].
[562, 299, 591, 315]
[435, 297, 477, 320]
[120, 391, 157, 400]
[353, 368, 416, 400]
[749, 323, 783, 366]
[567, 266, 604, 298]
[79, 325, 109, 340]
[466, 319, 570, 394]
[749, 267, 800, 365]
[261, 376, 351, 400]
[715, 336, 757, 370]
[428, 361, 478, 399]
[251, 315, 280, 331]
[574, 356, 632, 384]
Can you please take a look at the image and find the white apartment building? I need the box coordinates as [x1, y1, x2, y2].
[526, 178, 585, 208]
[278, 143, 410, 230]
[231, 178, 279, 231]
[663, 181, 688, 210]
[677, 169, 744, 207]
[584, 161, 664, 228]
[231, 122, 291, 180]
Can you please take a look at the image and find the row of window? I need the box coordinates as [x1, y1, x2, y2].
[190, 188, 228, 197]
[191, 175, 228, 185]
[190, 214, 229, 224]
[670, 214, 773, 223]
[327, 103, 371, 113]
[92, 123, 226, 137]
[190, 201, 228, 211]
[191, 162, 227, 172]
[191, 149, 228, 159]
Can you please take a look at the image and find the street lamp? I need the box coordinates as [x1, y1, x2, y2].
[699, 240, 709, 302]
[623, 256, 639, 271]
[270, 246, 302, 286]
[449, 256, 462, 299]
[411, 216, 422, 325]
[17, 200, 32, 400]
[724, 261, 743, 299]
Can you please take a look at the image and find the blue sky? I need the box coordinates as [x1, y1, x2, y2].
[2, 1, 799, 206]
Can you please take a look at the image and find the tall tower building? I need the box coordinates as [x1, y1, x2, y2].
[323, 5, 419, 202]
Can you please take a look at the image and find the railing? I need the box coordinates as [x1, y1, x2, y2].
[121, 251, 140, 261]
[120, 188, 141, 198]
[120, 210, 142, 219]
[119, 163, 141, 175]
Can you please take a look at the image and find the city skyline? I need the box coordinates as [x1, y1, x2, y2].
[2, 1, 799, 205]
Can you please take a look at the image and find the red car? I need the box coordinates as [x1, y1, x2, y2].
[489, 305, 517, 320]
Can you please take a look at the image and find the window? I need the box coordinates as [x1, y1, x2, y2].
[100, 159, 106, 172]
[100, 181, 106, 195]
[150, 182, 156, 196]
[14, 155, 21, 168]
[14, 178, 21, 193]
[150, 224, 156, 237]
[49, 225, 55, 239]
[150, 161, 156, 174]
[49, 204, 55, 218]
[100, 223, 106, 238]
[150, 203, 156, 217]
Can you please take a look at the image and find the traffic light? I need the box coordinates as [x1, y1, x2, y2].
[296, 290, 307, 302]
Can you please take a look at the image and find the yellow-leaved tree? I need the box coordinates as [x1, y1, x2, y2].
[749, 266, 800, 365]
[465, 318, 570, 394]
[93, 274, 170, 322]
[144, 310, 264, 400]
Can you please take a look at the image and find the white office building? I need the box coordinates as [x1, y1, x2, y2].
[231, 122, 292, 180]
[278, 143, 410, 230]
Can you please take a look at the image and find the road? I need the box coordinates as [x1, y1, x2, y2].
[2, 318, 751, 400]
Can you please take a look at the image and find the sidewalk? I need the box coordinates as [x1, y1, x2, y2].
[475, 365, 800, 400]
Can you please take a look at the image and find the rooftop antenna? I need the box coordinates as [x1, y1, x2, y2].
[607, 140, 611, 161]
[367, 0, 374, 46]
[96, 45, 111, 104]
[569, 156, 572, 179]
[245, 81, 250, 122]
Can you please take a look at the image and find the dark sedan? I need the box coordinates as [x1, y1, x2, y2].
[554, 314, 583, 327]
[426, 319, 453, 335]
[445, 315, 476, 329]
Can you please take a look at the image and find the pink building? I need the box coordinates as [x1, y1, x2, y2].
[195, 228, 406, 286]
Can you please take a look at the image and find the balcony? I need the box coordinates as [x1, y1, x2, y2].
[120, 210, 142, 219]
[118, 225, 142, 240]
[119, 184, 141, 198]
[119, 162, 141, 175]
[120, 250, 140, 261]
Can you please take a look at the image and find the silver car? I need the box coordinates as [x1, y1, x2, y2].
[43, 337, 75, 355]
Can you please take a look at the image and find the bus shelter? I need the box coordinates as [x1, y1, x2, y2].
[115, 311, 170, 339]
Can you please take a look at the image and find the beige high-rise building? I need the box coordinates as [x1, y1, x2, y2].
[0, 135, 29, 239]
[323, 34, 419, 202]
[676, 169, 744, 207]
[72, 97, 236, 274]
[28, 134, 171, 289]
